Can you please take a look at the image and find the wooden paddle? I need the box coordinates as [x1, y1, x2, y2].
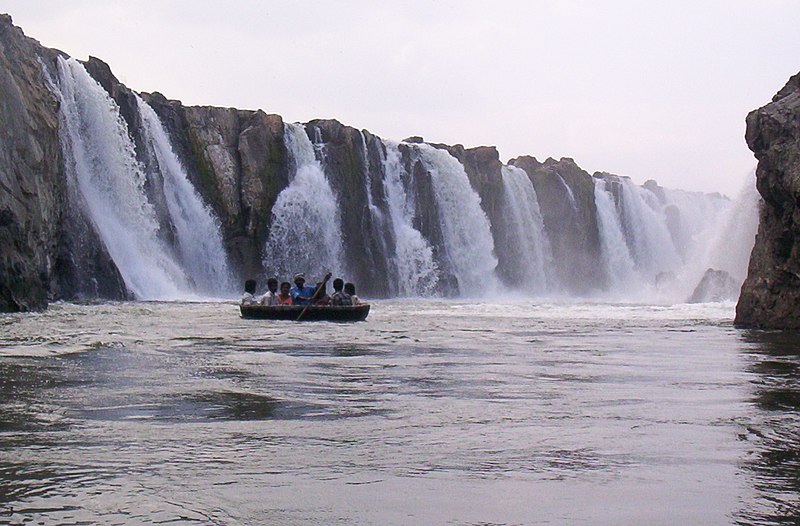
[296, 272, 332, 321]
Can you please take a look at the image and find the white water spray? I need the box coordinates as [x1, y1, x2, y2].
[262, 123, 346, 280]
[499, 165, 552, 292]
[136, 96, 234, 296]
[381, 142, 440, 296]
[616, 178, 683, 278]
[415, 144, 498, 294]
[593, 178, 640, 294]
[54, 57, 194, 299]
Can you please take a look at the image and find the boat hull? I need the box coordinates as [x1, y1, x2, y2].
[240, 303, 370, 322]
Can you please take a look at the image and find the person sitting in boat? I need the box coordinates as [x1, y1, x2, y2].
[277, 282, 293, 305]
[241, 279, 258, 305]
[289, 273, 317, 305]
[330, 278, 353, 306]
[344, 282, 361, 305]
[259, 278, 279, 306]
[312, 281, 331, 305]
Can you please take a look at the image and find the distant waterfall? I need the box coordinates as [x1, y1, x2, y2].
[54, 57, 194, 299]
[594, 174, 735, 301]
[499, 166, 552, 292]
[415, 144, 498, 294]
[381, 142, 440, 295]
[594, 179, 639, 293]
[616, 178, 682, 277]
[136, 96, 234, 295]
[665, 174, 757, 301]
[262, 123, 346, 280]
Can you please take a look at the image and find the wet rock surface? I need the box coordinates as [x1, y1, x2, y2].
[736, 72, 800, 329]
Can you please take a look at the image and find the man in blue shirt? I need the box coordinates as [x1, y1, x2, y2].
[289, 273, 317, 305]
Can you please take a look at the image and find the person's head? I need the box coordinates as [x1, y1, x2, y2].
[244, 279, 257, 294]
[267, 277, 278, 293]
[332, 278, 344, 292]
[344, 282, 356, 296]
[293, 272, 305, 287]
[280, 282, 291, 295]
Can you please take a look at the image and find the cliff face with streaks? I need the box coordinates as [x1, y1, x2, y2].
[0, 15, 64, 311]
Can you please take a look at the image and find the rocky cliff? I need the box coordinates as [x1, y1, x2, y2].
[0, 15, 62, 311]
[736, 72, 800, 329]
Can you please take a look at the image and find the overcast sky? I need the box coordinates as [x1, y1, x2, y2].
[5, 1, 799, 195]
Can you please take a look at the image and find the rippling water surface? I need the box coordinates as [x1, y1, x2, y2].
[0, 300, 798, 525]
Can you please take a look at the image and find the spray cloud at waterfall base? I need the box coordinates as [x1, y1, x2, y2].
[40, 56, 757, 305]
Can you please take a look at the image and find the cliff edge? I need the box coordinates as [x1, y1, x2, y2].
[736, 72, 800, 329]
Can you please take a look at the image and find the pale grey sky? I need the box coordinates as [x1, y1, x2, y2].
[5, 1, 799, 195]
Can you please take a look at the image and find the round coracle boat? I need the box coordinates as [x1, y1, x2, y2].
[239, 303, 370, 322]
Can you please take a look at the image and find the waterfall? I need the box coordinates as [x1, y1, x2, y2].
[702, 175, 759, 283]
[381, 142, 440, 296]
[594, 174, 742, 301]
[415, 144, 498, 294]
[54, 57, 195, 300]
[136, 96, 234, 295]
[666, 173, 757, 301]
[558, 174, 577, 210]
[594, 178, 639, 294]
[615, 177, 683, 278]
[499, 165, 552, 292]
[262, 123, 346, 281]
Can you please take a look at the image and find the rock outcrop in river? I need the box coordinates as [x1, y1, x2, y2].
[736, 72, 800, 329]
[0, 14, 742, 310]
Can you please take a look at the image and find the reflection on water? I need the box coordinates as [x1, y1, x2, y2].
[0, 300, 798, 524]
[737, 331, 800, 525]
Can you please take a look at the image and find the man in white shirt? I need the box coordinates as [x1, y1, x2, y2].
[259, 278, 280, 306]
[241, 279, 258, 305]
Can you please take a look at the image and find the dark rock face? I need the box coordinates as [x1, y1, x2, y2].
[688, 268, 740, 303]
[510, 156, 603, 293]
[736, 72, 800, 329]
[0, 16, 63, 311]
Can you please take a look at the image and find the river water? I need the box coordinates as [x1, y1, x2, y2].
[0, 300, 797, 525]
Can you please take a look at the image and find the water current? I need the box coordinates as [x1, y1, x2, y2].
[0, 300, 798, 525]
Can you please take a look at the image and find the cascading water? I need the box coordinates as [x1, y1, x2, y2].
[136, 96, 234, 296]
[54, 56, 194, 300]
[593, 178, 640, 294]
[262, 123, 346, 281]
[498, 165, 552, 292]
[594, 174, 742, 301]
[665, 173, 757, 301]
[381, 142, 440, 296]
[415, 144, 498, 295]
[702, 174, 759, 283]
[614, 177, 683, 278]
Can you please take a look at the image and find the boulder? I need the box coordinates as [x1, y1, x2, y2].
[688, 268, 740, 303]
